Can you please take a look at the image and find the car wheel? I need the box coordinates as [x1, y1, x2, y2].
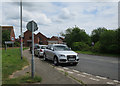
[54, 57, 59, 66]
[38, 53, 40, 58]
[73, 63, 78, 66]
[43, 53, 47, 61]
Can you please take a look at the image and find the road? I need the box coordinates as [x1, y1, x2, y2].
[64, 54, 119, 81]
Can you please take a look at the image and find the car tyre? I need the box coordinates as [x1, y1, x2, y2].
[73, 63, 78, 66]
[38, 53, 40, 58]
[54, 57, 59, 66]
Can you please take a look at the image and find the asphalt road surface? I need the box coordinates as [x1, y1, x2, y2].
[64, 54, 119, 81]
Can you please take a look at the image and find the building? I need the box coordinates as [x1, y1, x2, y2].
[48, 36, 64, 44]
[2, 26, 15, 42]
[23, 30, 48, 47]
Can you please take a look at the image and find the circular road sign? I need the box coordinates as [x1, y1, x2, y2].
[27, 20, 38, 32]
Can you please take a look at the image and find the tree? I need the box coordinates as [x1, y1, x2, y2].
[61, 26, 90, 48]
[2, 30, 10, 46]
[91, 27, 107, 43]
[99, 30, 118, 53]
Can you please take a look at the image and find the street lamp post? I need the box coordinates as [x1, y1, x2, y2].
[20, 0, 23, 60]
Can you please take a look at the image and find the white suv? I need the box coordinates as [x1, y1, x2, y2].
[43, 44, 79, 66]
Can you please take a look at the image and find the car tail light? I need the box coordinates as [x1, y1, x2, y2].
[40, 49, 42, 52]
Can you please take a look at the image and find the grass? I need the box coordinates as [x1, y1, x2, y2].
[3, 75, 42, 84]
[2, 48, 29, 84]
[76, 51, 120, 57]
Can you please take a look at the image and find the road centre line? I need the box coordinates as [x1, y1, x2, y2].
[89, 77, 100, 81]
[96, 76, 107, 79]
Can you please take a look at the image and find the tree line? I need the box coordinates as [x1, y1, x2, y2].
[61, 26, 120, 54]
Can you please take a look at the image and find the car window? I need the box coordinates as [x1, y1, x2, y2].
[41, 46, 46, 49]
[54, 45, 71, 51]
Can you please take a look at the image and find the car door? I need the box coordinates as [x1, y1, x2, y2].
[49, 46, 55, 60]
[45, 45, 51, 60]
[36, 46, 40, 56]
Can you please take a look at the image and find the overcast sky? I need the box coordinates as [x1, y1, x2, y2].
[2, 1, 118, 38]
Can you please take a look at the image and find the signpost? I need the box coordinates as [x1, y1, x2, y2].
[27, 20, 38, 78]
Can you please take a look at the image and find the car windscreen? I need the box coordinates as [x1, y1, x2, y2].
[54, 45, 71, 51]
[41, 46, 47, 49]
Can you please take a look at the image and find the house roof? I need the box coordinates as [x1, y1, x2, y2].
[36, 32, 48, 39]
[2, 26, 13, 32]
[49, 36, 63, 41]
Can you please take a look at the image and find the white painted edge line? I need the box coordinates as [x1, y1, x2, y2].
[89, 77, 100, 81]
[67, 71, 74, 74]
[73, 69, 79, 73]
[106, 82, 114, 84]
[77, 74, 86, 77]
[56, 68, 64, 71]
[82, 72, 91, 76]
[63, 67, 69, 70]
[113, 80, 120, 83]
[96, 76, 107, 80]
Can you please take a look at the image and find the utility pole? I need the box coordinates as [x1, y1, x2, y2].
[20, 0, 23, 60]
[31, 21, 35, 78]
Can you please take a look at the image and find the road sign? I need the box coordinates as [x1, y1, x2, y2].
[26, 20, 38, 32]
[26, 20, 38, 79]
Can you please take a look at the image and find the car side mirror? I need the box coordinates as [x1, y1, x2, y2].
[51, 48, 54, 51]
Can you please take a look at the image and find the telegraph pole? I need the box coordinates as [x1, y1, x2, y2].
[20, 0, 23, 60]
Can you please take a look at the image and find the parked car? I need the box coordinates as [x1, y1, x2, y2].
[30, 44, 39, 53]
[43, 44, 79, 66]
[34, 45, 47, 57]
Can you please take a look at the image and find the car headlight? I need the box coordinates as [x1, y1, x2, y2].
[58, 54, 65, 57]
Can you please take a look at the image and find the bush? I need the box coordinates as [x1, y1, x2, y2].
[92, 41, 101, 52]
[107, 44, 119, 54]
[72, 42, 90, 51]
[14, 41, 20, 47]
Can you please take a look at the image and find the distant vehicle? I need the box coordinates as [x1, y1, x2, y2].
[34, 45, 47, 57]
[30, 44, 39, 53]
[43, 44, 79, 66]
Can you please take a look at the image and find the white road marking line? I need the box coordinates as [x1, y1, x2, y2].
[107, 82, 114, 84]
[63, 67, 68, 70]
[89, 78, 100, 81]
[73, 69, 79, 73]
[113, 80, 119, 83]
[56, 68, 64, 71]
[82, 72, 91, 76]
[96, 76, 107, 79]
[77, 74, 86, 77]
[67, 71, 74, 74]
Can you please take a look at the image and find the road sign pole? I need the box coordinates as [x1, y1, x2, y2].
[31, 21, 35, 79]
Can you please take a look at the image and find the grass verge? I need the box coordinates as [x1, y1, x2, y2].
[2, 48, 29, 84]
[3, 75, 42, 84]
[76, 51, 120, 57]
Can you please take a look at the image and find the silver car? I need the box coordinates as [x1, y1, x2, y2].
[34, 45, 47, 58]
[43, 44, 79, 66]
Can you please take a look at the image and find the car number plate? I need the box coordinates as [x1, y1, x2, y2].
[69, 58, 75, 61]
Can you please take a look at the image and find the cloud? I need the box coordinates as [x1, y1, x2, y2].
[2, 2, 118, 38]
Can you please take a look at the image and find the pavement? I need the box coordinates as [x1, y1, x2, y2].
[23, 49, 78, 84]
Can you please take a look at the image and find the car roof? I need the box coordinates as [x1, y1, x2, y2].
[38, 45, 47, 47]
[51, 44, 67, 46]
